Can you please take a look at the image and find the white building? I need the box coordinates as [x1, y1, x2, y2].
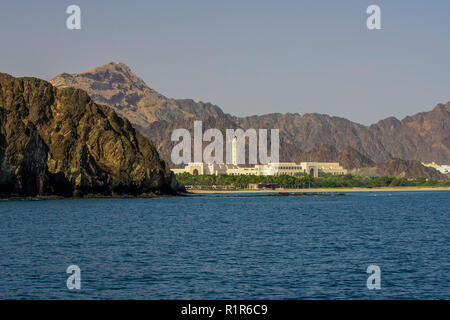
[171, 161, 321, 177]
[171, 137, 346, 177]
[317, 162, 347, 175]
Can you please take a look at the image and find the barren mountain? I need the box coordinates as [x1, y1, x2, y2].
[0, 73, 179, 197]
[51, 62, 450, 167]
[51, 62, 227, 129]
[234, 107, 450, 164]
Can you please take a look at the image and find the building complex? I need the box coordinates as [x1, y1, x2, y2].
[171, 138, 346, 177]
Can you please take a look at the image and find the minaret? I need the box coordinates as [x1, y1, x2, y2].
[232, 136, 238, 165]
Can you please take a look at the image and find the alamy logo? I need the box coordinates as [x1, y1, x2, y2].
[366, 5, 381, 30]
[66, 265, 81, 290]
[66, 5, 81, 30]
[171, 121, 279, 165]
[366, 264, 381, 290]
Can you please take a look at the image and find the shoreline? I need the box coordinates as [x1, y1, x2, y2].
[0, 193, 186, 201]
[1, 187, 448, 200]
[187, 186, 450, 193]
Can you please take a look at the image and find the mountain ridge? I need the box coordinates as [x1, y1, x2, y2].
[50, 62, 450, 167]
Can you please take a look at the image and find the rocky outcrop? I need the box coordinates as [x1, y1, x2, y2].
[0, 73, 179, 197]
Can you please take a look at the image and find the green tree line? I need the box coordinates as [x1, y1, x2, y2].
[176, 173, 450, 189]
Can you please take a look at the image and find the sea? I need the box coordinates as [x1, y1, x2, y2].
[0, 191, 448, 299]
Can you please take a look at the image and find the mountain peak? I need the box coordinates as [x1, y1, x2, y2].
[50, 62, 226, 128]
[432, 102, 450, 113]
[80, 61, 132, 75]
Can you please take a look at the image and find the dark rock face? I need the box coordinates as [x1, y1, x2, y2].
[0, 73, 179, 197]
[370, 104, 450, 164]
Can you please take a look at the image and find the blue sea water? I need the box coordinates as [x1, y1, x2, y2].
[0, 191, 448, 299]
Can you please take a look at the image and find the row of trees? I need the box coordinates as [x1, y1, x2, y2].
[175, 173, 450, 189]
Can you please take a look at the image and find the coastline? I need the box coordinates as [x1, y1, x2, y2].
[2, 187, 448, 200]
[0, 192, 186, 201]
[187, 186, 450, 194]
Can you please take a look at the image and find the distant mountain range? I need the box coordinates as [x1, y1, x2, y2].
[50, 62, 450, 180]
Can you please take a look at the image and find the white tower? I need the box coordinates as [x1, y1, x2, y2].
[232, 136, 238, 165]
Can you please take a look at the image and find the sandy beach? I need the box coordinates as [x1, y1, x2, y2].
[187, 187, 450, 194]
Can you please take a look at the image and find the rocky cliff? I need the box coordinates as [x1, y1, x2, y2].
[0, 73, 179, 197]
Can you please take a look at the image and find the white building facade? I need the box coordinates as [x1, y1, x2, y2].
[171, 136, 346, 177]
[171, 161, 347, 177]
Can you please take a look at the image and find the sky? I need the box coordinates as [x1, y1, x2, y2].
[1, 0, 449, 125]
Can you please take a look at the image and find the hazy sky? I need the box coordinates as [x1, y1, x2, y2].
[1, 0, 449, 124]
